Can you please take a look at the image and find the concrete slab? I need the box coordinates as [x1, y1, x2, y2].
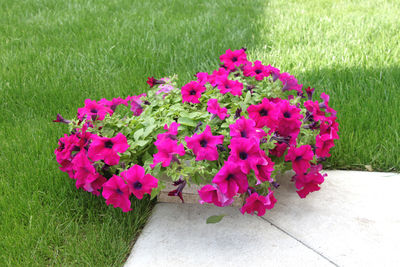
[265, 170, 400, 267]
[125, 203, 334, 267]
[125, 171, 400, 267]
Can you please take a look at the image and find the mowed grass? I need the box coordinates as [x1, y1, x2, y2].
[252, 0, 400, 171]
[1, 0, 399, 265]
[0, 0, 266, 265]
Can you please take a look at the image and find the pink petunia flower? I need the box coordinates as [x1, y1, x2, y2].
[102, 175, 132, 212]
[208, 68, 229, 86]
[88, 133, 129, 166]
[285, 145, 314, 174]
[229, 116, 264, 140]
[304, 100, 326, 121]
[315, 134, 335, 158]
[53, 114, 71, 124]
[243, 60, 271, 81]
[219, 48, 248, 71]
[150, 138, 185, 168]
[294, 164, 326, 198]
[77, 99, 113, 121]
[254, 151, 275, 183]
[320, 92, 337, 116]
[99, 97, 128, 112]
[55, 134, 79, 163]
[71, 152, 107, 196]
[185, 125, 224, 161]
[121, 165, 158, 199]
[319, 116, 339, 140]
[72, 151, 96, 184]
[278, 73, 303, 94]
[216, 78, 243, 96]
[305, 87, 315, 100]
[228, 137, 266, 174]
[268, 65, 281, 81]
[247, 98, 278, 129]
[127, 95, 145, 116]
[181, 81, 206, 103]
[154, 122, 181, 146]
[196, 72, 210, 86]
[240, 191, 276, 216]
[198, 184, 234, 207]
[269, 142, 288, 158]
[212, 161, 248, 198]
[275, 100, 303, 142]
[147, 77, 165, 88]
[207, 99, 229, 120]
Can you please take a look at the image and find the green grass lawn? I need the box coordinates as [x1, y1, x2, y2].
[0, 0, 399, 265]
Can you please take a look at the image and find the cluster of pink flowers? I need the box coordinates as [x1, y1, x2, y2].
[181, 48, 338, 215]
[55, 48, 339, 217]
[55, 93, 158, 212]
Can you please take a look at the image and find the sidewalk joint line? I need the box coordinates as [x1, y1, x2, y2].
[260, 217, 340, 267]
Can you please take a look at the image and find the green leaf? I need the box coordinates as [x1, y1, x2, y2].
[178, 117, 197, 127]
[136, 140, 149, 147]
[134, 128, 144, 141]
[206, 214, 226, 224]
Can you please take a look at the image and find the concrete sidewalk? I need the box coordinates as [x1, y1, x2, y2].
[125, 171, 400, 267]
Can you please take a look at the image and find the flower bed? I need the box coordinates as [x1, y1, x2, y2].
[54, 48, 339, 216]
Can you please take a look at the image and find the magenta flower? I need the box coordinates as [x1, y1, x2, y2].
[198, 184, 234, 207]
[315, 134, 335, 158]
[102, 175, 132, 212]
[53, 114, 71, 124]
[77, 99, 113, 121]
[254, 151, 275, 183]
[275, 100, 303, 141]
[207, 99, 229, 120]
[72, 151, 96, 183]
[121, 165, 158, 199]
[240, 192, 275, 216]
[150, 138, 185, 168]
[99, 97, 128, 112]
[305, 87, 315, 100]
[155, 122, 181, 146]
[181, 81, 206, 103]
[55, 134, 79, 163]
[147, 77, 165, 88]
[196, 72, 209, 85]
[125, 94, 146, 116]
[219, 48, 248, 71]
[216, 78, 243, 96]
[320, 92, 337, 116]
[72, 152, 106, 195]
[269, 142, 288, 158]
[229, 116, 260, 139]
[247, 98, 278, 129]
[294, 164, 326, 198]
[304, 100, 326, 121]
[285, 145, 314, 174]
[88, 133, 129, 166]
[278, 72, 303, 94]
[228, 137, 266, 174]
[243, 60, 271, 81]
[185, 125, 224, 161]
[212, 161, 248, 198]
[208, 68, 229, 86]
[267, 65, 281, 81]
[147, 77, 157, 87]
[319, 116, 339, 140]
